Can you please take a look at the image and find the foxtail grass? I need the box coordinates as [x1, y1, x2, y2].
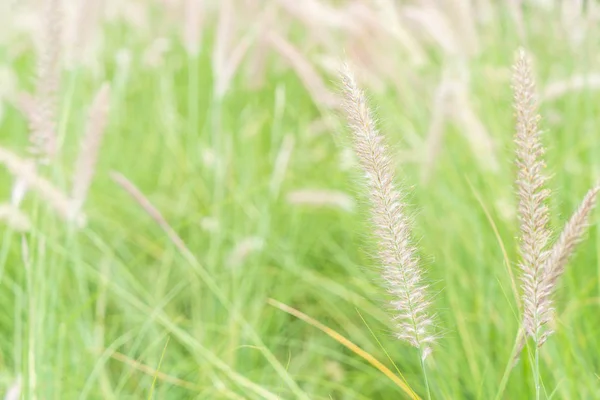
[0, 146, 84, 227]
[512, 48, 599, 399]
[71, 83, 111, 216]
[29, 0, 62, 163]
[340, 64, 437, 398]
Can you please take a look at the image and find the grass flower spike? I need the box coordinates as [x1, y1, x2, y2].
[513, 48, 599, 347]
[340, 64, 436, 360]
[536, 184, 599, 345]
[29, 0, 62, 162]
[512, 48, 552, 344]
[513, 48, 599, 400]
[71, 83, 111, 215]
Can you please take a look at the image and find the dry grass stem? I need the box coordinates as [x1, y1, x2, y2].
[341, 64, 436, 359]
[108, 351, 201, 392]
[268, 298, 421, 400]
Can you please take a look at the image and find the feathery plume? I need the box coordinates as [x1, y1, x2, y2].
[286, 189, 355, 212]
[535, 185, 600, 346]
[543, 74, 600, 102]
[68, 0, 103, 68]
[13, 92, 37, 122]
[71, 83, 111, 215]
[110, 171, 188, 254]
[183, 0, 203, 57]
[512, 48, 552, 342]
[227, 236, 265, 267]
[403, 5, 460, 57]
[29, 0, 62, 162]
[421, 77, 453, 183]
[452, 79, 499, 172]
[513, 49, 599, 348]
[371, 0, 426, 66]
[0, 204, 32, 232]
[212, 0, 253, 99]
[0, 146, 84, 227]
[142, 38, 171, 68]
[545, 186, 600, 282]
[340, 64, 436, 358]
[3, 376, 21, 400]
[270, 134, 294, 197]
[267, 32, 338, 108]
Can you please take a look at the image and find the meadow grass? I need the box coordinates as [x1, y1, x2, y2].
[1, 2, 600, 399]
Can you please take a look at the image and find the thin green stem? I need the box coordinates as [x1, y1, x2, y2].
[534, 344, 541, 400]
[494, 328, 524, 400]
[420, 349, 432, 400]
[187, 54, 199, 154]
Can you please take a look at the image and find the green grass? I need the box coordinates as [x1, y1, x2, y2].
[2, 4, 600, 399]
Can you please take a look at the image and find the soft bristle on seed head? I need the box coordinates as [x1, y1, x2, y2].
[534, 185, 600, 345]
[512, 48, 552, 342]
[512, 49, 599, 348]
[71, 83, 111, 215]
[29, 0, 63, 163]
[340, 64, 437, 358]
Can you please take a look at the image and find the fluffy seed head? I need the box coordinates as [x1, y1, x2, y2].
[535, 185, 600, 345]
[29, 0, 63, 162]
[512, 48, 552, 341]
[286, 189, 355, 212]
[0, 146, 84, 227]
[513, 49, 599, 347]
[71, 83, 111, 215]
[341, 64, 436, 358]
[0, 204, 32, 232]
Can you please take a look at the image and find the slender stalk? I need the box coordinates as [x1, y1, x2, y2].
[340, 64, 437, 395]
[111, 172, 310, 399]
[534, 344, 540, 400]
[495, 329, 526, 400]
[187, 54, 199, 155]
[419, 351, 432, 400]
[25, 240, 36, 400]
[512, 48, 599, 398]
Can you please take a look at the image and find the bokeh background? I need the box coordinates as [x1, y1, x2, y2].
[2, 0, 600, 398]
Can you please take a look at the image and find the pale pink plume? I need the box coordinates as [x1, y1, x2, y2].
[29, 0, 63, 162]
[512, 48, 552, 343]
[341, 64, 436, 359]
[513, 49, 599, 348]
[71, 83, 111, 215]
[0, 146, 84, 227]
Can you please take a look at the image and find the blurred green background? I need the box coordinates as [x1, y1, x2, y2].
[2, 0, 600, 398]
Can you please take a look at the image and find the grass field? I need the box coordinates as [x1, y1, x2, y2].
[2, 1, 600, 399]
